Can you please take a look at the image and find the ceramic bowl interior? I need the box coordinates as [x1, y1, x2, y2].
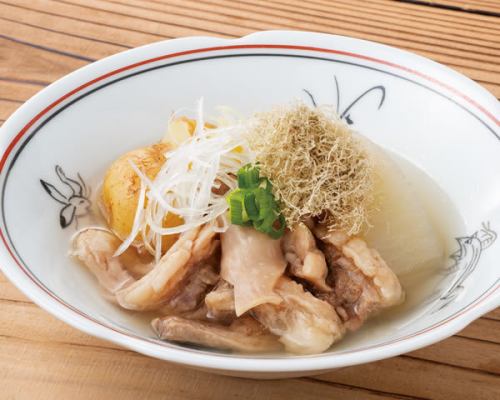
[0, 31, 499, 377]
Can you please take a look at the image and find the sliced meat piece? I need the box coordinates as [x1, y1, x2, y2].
[205, 280, 236, 323]
[343, 238, 403, 307]
[320, 256, 382, 330]
[116, 224, 218, 311]
[161, 261, 219, 315]
[72, 229, 138, 295]
[318, 236, 405, 331]
[220, 225, 286, 316]
[177, 304, 211, 321]
[253, 277, 345, 355]
[152, 315, 282, 353]
[313, 225, 350, 249]
[283, 223, 331, 291]
[112, 243, 154, 279]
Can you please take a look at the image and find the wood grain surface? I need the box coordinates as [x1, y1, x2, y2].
[0, 1, 499, 399]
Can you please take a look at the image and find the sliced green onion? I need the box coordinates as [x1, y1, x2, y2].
[267, 214, 286, 239]
[237, 164, 260, 189]
[244, 192, 259, 220]
[254, 188, 276, 220]
[228, 190, 247, 225]
[227, 163, 286, 238]
[258, 177, 273, 193]
[253, 214, 275, 233]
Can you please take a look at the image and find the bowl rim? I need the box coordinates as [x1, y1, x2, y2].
[0, 30, 499, 373]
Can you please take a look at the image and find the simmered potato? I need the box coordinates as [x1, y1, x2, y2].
[100, 117, 217, 253]
[162, 116, 216, 147]
[100, 143, 175, 248]
[162, 116, 196, 147]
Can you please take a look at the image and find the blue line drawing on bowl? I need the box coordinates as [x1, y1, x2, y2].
[40, 165, 91, 229]
[304, 75, 386, 125]
[433, 222, 497, 312]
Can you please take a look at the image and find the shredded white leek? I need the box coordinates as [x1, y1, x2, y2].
[114, 101, 254, 262]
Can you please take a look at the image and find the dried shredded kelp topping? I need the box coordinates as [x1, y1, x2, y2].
[247, 103, 374, 235]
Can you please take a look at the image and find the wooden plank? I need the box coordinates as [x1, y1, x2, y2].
[64, 0, 251, 37]
[315, 355, 500, 400]
[0, 273, 31, 302]
[458, 318, 500, 344]
[0, 298, 122, 350]
[400, 0, 500, 15]
[0, 37, 87, 84]
[261, 0, 500, 48]
[318, 0, 500, 31]
[408, 335, 500, 374]
[0, 14, 123, 60]
[0, 336, 405, 400]
[0, 2, 163, 49]
[103, 0, 275, 32]
[485, 308, 500, 321]
[0, 79, 44, 102]
[0, 99, 21, 120]
[12, 0, 233, 39]
[348, 0, 500, 25]
[448, 0, 500, 11]
[0, 280, 32, 303]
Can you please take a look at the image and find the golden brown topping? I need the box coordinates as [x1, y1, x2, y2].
[248, 103, 373, 235]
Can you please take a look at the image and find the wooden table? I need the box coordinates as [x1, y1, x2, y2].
[1, 0, 499, 398]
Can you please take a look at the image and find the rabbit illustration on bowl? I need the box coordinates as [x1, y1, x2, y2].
[40, 165, 91, 228]
[304, 75, 386, 125]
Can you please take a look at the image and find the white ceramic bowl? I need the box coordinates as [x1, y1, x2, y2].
[0, 31, 499, 379]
